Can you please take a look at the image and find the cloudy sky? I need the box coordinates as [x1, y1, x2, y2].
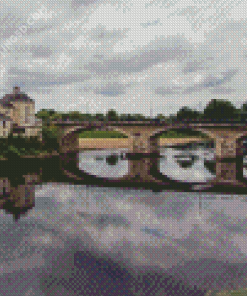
[0, 0, 247, 116]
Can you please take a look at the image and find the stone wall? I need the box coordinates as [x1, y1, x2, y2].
[11, 101, 35, 126]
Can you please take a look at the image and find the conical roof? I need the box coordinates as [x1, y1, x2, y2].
[0, 87, 34, 104]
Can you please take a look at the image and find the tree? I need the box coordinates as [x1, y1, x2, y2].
[68, 111, 82, 121]
[106, 109, 118, 121]
[51, 112, 63, 121]
[36, 109, 56, 126]
[239, 103, 247, 121]
[41, 126, 59, 152]
[156, 114, 167, 121]
[203, 99, 237, 120]
[36, 109, 55, 120]
[132, 114, 146, 121]
[176, 107, 201, 121]
[242, 103, 247, 113]
[95, 113, 105, 121]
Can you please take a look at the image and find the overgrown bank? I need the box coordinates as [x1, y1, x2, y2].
[0, 125, 59, 160]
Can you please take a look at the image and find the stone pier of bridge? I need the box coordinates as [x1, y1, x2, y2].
[195, 128, 247, 160]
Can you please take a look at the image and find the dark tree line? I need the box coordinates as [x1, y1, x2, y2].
[35, 99, 247, 125]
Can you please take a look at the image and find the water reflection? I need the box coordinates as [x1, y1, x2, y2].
[0, 172, 41, 221]
[78, 149, 129, 178]
[159, 147, 215, 183]
[0, 155, 247, 295]
[72, 146, 247, 189]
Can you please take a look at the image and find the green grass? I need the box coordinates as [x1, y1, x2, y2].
[231, 290, 247, 296]
[206, 288, 247, 296]
[159, 130, 207, 138]
[79, 131, 128, 138]
[78, 130, 206, 138]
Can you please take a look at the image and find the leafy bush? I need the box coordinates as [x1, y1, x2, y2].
[7, 145, 21, 156]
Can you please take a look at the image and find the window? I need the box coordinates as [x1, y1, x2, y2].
[3, 121, 6, 128]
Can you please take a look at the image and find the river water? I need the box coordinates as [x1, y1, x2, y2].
[1, 145, 247, 296]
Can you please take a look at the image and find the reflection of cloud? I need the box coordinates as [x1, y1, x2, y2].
[79, 150, 129, 178]
[3, 170, 247, 293]
[159, 148, 214, 182]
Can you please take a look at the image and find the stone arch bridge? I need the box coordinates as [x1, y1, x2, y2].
[54, 120, 247, 159]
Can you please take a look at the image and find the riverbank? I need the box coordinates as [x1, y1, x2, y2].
[0, 151, 60, 161]
[79, 137, 204, 149]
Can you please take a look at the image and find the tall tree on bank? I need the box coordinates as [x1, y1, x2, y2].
[106, 109, 118, 121]
[203, 99, 237, 120]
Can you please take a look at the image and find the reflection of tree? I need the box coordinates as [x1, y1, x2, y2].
[204, 160, 216, 175]
[176, 160, 194, 169]
[174, 154, 197, 169]
[106, 154, 118, 166]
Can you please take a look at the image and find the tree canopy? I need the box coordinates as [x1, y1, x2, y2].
[203, 99, 237, 119]
[176, 107, 202, 121]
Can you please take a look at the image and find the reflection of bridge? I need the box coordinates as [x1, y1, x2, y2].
[0, 153, 246, 223]
[55, 121, 247, 159]
[60, 152, 247, 193]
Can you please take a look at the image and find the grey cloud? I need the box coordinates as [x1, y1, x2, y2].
[182, 60, 207, 73]
[156, 69, 238, 96]
[71, 0, 100, 8]
[94, 82, 129, 97]
[30, 46, 53, 58]
[155, 86, 183, 96]
[85, 36, 192, 74]
[7, 67, 91, 89]
[88, 26, 128, 43]
[12, 45, 53, 58]
[0, 11, 55, 41]
[210, 87, 236, 94]
[202, 69, 238, 88]
[32, 88, 53, 94]
[182, 85, 203, 94]
[183, 69, 238, 94]
[140, 19, 160, 28]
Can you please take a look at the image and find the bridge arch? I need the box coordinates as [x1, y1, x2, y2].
[148, 125, 213, 145]
[60, 125, 130, 153]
